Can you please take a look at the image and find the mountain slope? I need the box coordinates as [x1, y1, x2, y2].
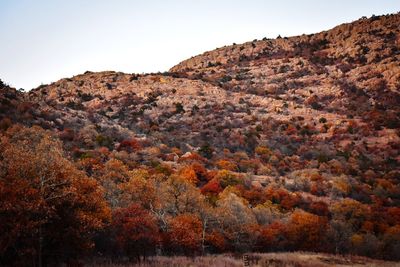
[0, 14, 398, 172]
[1, 14, 397, 168]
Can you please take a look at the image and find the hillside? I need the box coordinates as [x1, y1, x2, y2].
[0, 13, 399, 266]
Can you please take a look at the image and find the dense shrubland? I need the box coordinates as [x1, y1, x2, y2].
[0, 123, 399, 265]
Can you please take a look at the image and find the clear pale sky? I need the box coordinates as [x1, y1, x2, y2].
[1, 1, 399, 90]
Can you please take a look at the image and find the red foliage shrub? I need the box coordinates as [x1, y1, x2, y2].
[201, 178, 223, 195]
[117, 138, 142, 152]
[308, 201, 329, 216]
[236, 185, 268, 206]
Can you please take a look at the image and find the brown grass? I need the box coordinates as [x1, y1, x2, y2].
[87, 252, 400, 267]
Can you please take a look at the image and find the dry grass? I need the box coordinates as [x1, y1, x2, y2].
[88, 252, 400, 267]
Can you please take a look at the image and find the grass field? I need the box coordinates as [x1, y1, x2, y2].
[88, 252, 400, 267]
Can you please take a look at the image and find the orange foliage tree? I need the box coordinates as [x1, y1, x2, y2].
[285, 210, 328, 251]
[167, 214, 203, 255]
[256, 221, 288, 251]
[0, 125, 110, 265]
[178, 165, 199, 185]
[216, 159, 238, 171]
[112, 204, 160, 262]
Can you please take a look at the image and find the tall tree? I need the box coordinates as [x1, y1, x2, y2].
[0, 125, 110, 265]
[167, 214, 203, 255]
[112, 204, 160, 262]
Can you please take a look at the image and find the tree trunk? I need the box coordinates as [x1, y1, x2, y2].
[201, 218, 207, 255]
[38, 225, 43, 267]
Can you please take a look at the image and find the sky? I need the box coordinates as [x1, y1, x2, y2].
[0, 1, 399, 90]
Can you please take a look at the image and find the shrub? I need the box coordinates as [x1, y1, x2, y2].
[216, 170, 242, 188]
[319, 117, 327, 123]
[105, 83, 113, 90]
[0, 117, 12, 131]
[117, 138, 142, 153]
[278, 65, 291, 73]
[80, 93, 94, 102]
[201, 178, 223, 195]
[310, 102, 323, 110]
[198, 143, 214, 159]
[66, 101, 84, 110]
[174, 102, 184, 114]
[96, 134, 113, 149]
[255, 146, 272, 157]
[216, 159, 238, 171]
[219, 75, 232, 83]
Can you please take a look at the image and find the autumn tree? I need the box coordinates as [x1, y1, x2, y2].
[349, 233, 380, 258]
[167, 214, 203, 255]
[178, 165, 199, 185]
[118, 169, 157, 209]
[253, 201, 284, 225]
[331, 198, 371, 232]
[0, 125, 110, 265]
[112, 204, 160, 262]
[256, 221, 288, 252]
[216, 189, 257, 252]
[285, 210, 328, 251]
[98, 158, 130, 208]
[382, 225, 400, 260]
[327, 219, 353, 254]
[161, 175, 206, 216]
[255, 145, 273, 162]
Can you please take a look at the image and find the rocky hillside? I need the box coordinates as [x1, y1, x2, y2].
[1, 13, 399, 170]
[1, 13, 400, 263]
